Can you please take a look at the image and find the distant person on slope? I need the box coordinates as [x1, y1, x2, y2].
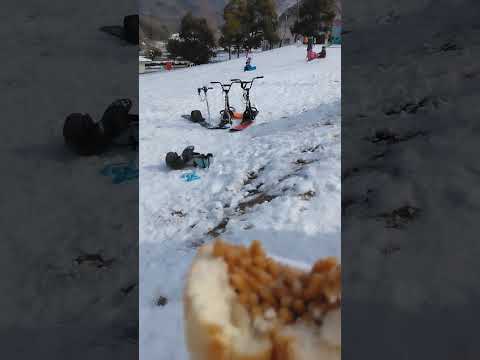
[307, 37, 314, 52]
[307, 45, 327, 61]
[319, 45, 327, 58]
[244, 56, 256, 72]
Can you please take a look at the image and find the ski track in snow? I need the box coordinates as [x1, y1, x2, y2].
[139, 44, 341, 360]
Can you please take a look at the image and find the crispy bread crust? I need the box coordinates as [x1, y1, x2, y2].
[183, 242, 341, 360]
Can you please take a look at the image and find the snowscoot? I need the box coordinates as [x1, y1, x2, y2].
[229, 76, 264, 131]
[210, 80, 240, 128]
[184, 86, 229, 130]
[189, 86, 213, 124]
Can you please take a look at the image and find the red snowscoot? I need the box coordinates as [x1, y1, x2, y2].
[229, 76, 264, 132]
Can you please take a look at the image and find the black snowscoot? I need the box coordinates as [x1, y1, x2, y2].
[210, 80, 238, 128]
[229, 76, 264, 132]
[182, 85, 233, 129]
[183, 76, 264, 131]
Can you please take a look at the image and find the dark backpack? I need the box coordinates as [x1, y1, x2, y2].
[166, 146, 213, 170]
[64, 99, 137, 156]
[182, 146, 213, 168]
[166, 152, 185, 170]
[190, 110, 204, 123]
[100, 98, 133, 140]
[63, 113, 108, 156]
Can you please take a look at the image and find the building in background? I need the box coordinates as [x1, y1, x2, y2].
[139, 56, 152, 74]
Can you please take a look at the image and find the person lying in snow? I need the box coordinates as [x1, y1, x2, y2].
[63, 99, 138, 156]
[319, 45, 327, 58]
[307, 46, 327, 61]
[307, 37, 314, 52]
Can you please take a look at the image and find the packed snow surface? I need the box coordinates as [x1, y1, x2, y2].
[140, 44, 341, 359]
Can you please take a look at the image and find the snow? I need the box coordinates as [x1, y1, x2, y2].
[139, 44, 341, 359]
[342, 1, 480, 358]
[3, 2, 138, 358]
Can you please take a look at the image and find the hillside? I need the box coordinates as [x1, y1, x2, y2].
[139, 43, 341, 359]
[139, 0, 297, 34]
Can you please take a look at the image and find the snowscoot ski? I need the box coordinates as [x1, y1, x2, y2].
[229, 76, 264, 132]
[182, 86, 228, 130]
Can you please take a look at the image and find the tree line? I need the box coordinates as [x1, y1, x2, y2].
[160, 0, 335, 65]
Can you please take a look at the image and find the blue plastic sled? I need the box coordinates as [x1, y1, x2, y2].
[244, 64, 256, 72]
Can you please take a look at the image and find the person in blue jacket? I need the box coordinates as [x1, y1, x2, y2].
[244, 56, 256, 71]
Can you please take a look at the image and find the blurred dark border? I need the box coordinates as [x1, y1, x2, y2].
[0, 1, 138, 359]
[342, 0, 480, 358]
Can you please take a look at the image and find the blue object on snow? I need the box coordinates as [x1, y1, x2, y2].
[181, 171, 200, 182]
[101, 162, 139, 184]
[244, 64, 256, 72]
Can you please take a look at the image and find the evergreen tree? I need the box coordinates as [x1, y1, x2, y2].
[221, 0, 248, 58]
[139, 17, 171, 41]
[167, 13, 216, 65]
[292, 0, 335, 37]
[245, 0, 279, 49]
[146, 47, 162, 61]
[221, 0, 279, 56]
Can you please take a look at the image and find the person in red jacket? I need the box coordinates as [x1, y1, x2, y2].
[307, 46, 327, 61]
[318, 46, 327, 58]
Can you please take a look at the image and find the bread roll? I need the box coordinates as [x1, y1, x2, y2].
[184, 240, 341, 360]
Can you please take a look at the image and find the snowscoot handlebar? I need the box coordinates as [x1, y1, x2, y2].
[197, 86, 213, 96]
[210, 81, 236, 93]
[231, 76, 264, 90]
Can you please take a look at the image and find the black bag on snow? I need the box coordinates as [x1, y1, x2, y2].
[190, 110, 204, 123]
[64, 99, 137, 156]
[100, 98, 133, 140]
[181, 146, 195, 163]
[166, 152, 185, 170]
[181, 146, 213, 168]
[192, 153, 213, 168]
[63, 113, 108, 156]
[166, 146, 213, 170]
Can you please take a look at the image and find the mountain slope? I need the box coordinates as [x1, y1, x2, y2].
[140, 0, 298, 32]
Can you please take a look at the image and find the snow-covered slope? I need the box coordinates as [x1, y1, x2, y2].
[1, 1, 138, 358]
[139, 44, 341, 359]
[342, 1, 480, 358]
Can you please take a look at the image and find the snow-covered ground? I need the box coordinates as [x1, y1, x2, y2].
[139, 44, 341, 359]
[342, 1, 480, 358]
[2, 2, 138, 358]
